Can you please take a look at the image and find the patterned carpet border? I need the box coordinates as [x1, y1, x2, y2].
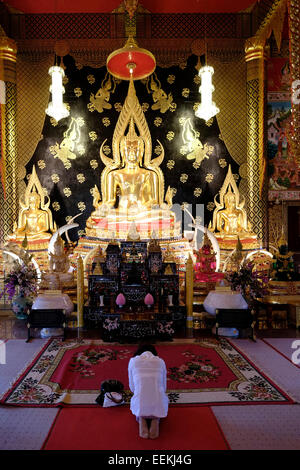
[0, 338, 295, 407]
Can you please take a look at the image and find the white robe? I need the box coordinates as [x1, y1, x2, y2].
[128, 351, 169, 418]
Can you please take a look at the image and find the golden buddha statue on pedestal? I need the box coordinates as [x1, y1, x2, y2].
[85, 79, 181, 240]
[208, 165, 258, 252]
[10, 166, 55, 246]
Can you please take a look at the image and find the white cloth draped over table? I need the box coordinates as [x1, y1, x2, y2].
[128, 351, 169, 418]
[203, 291, 248, 315]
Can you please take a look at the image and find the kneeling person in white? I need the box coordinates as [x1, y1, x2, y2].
[128, 344, 168, 439]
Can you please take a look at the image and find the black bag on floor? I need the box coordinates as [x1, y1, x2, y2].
[95, 379, 124, 406]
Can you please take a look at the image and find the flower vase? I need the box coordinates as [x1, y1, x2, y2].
[11, 293, 30, 320]
[167, 295, 173, 307]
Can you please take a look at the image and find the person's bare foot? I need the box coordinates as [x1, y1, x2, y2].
[149, 418, 159, 439]
[139, 417, 149, 438]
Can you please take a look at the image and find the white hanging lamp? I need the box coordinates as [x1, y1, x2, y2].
[195, 18, 219, 122]
[45, 63, 69, 122]
[195, 65, 219, 121]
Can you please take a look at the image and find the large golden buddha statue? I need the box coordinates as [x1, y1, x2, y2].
[11, 166, 55, 242]
[85, 79, 181, 240]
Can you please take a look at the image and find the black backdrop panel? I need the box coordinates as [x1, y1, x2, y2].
[25, 54, 240, 239]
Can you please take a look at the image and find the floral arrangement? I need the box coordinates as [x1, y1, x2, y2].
[225, 261, 268, 306]
[0, 260, 38, 300]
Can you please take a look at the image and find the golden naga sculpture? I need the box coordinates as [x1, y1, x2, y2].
[209, 165, 255, 238]
[85, 79, 181, 240]
[12, 166, 55, 241]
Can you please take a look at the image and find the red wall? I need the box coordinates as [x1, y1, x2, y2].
[5, 0, 257, 14]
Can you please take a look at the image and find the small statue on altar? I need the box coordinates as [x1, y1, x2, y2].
[40, 233, 74, 291]
[270, 230, 300, 281]
[194, 230, 223, 282]
[12, 166, 55, 241]
[209, 165, 257, 250]
[49, 234, 70, 273]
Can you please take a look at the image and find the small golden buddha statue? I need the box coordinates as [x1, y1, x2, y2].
[209, 165, 254, 237]
[49, 234, 70, 273]
[12, 166, 55, 241]
[85, 79, 181, 240]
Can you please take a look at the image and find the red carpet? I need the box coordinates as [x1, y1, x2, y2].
[2, 338, 293, 406]
[42, 406, 230, 450]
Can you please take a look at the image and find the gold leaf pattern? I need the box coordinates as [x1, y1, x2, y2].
[167, 75, 176, 84]
[194, 188, 202, 197]
[180, 173, 188, 183]
[205, 118, 213, 127]
[233, 173, 239, 182]
[219, 159, 227, 168]
[170, 187, 177, 196]
[50, 117, 58, 127]
[37, 160, 46, 169]
[205, 173, 214, 183]
[169, 102, 177, 112]
[77, 144, 85, 155]
[51, 173, 60, 183]
[78, 201, 86, 212]
[142, 103, 149, 112]
[87, 102, 95, 112]
[42, 187, 48, 196]
[62, 76, 69, 85]
[74, 88, 82, 97]
[89, 131, 98, 141]
[65, 215, 72, 223]
[180, 145, 188, 155]
[193, 102, 200, 112]
[207, 202, 215, 211]
[63, 187, 72, 197]
[87, 74, 95, 84]
[166, 131, 174, 141]
[193, 75, 201, 85]
[52, 201, 60, 211]
[114, 103, 122, 112]
[193, 162, 201, 169]
[179, 62, 187, 70]
[154, 117, 162, 127]
[181, 202, 189, 211]
[167, 160, 175, 170]
[102, 117, 110, 127]
[77, 173, 86, 183]
[77, 117, 85, 127]
[90, 160, 98, 169]
[76, 62, 83, 70]
[102, 145, 111, 155]
[182, 88, 190, 98]
[154, 144, 162, 155]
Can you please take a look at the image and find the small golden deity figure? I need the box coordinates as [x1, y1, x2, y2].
[40, 233, 75, 291]
[85, 79, 181, 240]
[11, 166, 55, 243]
[49, 234, 70, 273]
[209, 165, 258, 252]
